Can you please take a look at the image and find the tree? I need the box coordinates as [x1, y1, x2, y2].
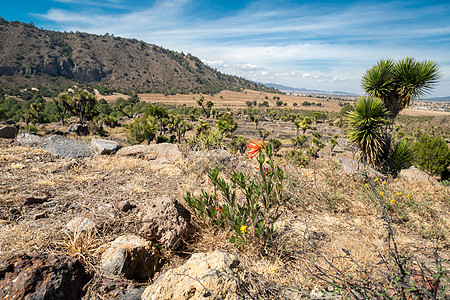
[346, 96, 390, 166]
[53, 93, 72, 126]
[362, 58, 440, 121]
[127, 115, 158, 145]
[216, 114, 237, 136]
[205, 101, 214, 118]
[71, 90, 98, 123]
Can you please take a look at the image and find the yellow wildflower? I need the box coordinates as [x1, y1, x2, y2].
[304, 174, 308, 177]
[374, 178, 379, 181]
[364, 183, 368, 186]
[380, 192, 385, 196]
[240, 225, 247, 234]
[282, 162, 286, 166]
[390, 199, 396, 204]
[397, 192, 402, 196]
[382, 181, 387, 185]
[406, 194, 412, 198]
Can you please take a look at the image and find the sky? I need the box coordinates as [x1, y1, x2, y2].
[2, 0, 450, 97]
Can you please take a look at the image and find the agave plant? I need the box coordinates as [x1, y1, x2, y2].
[362, 58, 440, 120]
[346, 96, 390, 166]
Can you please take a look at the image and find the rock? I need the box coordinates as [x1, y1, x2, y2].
[139, 195, 192, 250]
[141, 251, 243, 300]
[332, 145, 345, 153]
[64, 123, 89, 136]
[33, 212, 48, 220]
[100, 235, 160, 280]
[0, 125, 18, 138]
[15, 132, 44, 147]
[65, 217, 95, 232]
[338, 158, 385, 179]
[19, 192, 51, 206]
[91, 138, 122, 155]
[116, 143, 182, 162]
[0, 253, 87, 300]
[41, 135, 92, 159]
[188, 149, 239, 170]
[400, 166, 431, 182]
[113, 199, 134, 212]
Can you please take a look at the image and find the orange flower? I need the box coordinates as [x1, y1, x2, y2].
[247, 138, 265, 159]
[216, 206, 223, 213]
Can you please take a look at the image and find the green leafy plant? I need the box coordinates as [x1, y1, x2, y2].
[414, 134, 450, 177]
[185, 139, 286, 244]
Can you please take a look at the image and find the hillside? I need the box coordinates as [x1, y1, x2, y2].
[0, 18, 275, 95]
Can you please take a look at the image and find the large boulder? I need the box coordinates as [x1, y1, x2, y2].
[100, 235, 160, 280]
[41, 135, 92, 159]
[0, 125, 18, 138]
[116, 143, 182, 162]
[339, 158, 385, 179]
[91, 138, 121, 155]
[16, 132, 44, 147]
[141, 251, 243, 300]
[399, 166, 431, 183]
[64, 124, 89, 136]
[139, 195, 192, 250]
[0, 253, 87, 300]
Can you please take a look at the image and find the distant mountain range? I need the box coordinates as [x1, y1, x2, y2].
[264, 83, 360, 97]
[423, 96, 450, 102]
[0, 18, 276, 95]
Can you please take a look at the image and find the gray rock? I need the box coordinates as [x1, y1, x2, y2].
[400, 166, 431, 182]
[0, 125, 18, 138]
[41, 135, 92, 159]
[188, 149, 239, 170]
[116, 143, 182, 162]
[339, 158, 385, 179]
[100, 235, 160, 280]
[65, 124, 89, 136]
[15, 132, 44, 147]
[141, 251, 243, 300]
[91, 138, 121, 155]
[139, 195, 192, 250]
[65, 217, 95, 232]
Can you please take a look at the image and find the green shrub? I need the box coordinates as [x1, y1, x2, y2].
[156, 135, 169, 143]
[268, 138, 282, 154]
[382, 139, 415, 177]
[22, 124, 38, 133]
[185, 142, 285, 244]
[414, 134, 450, 177]
[285, 149, 309, 167]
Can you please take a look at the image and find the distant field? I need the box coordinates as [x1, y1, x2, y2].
[100, 89, 450, 117]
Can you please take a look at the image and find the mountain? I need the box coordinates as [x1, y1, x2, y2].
[264, 83, 359, 97]
[423, 96, 450, 102]
[0, 18, 275, 95]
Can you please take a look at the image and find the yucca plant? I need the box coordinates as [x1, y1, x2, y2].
[346, 96, 390, 166]
[362, 58, 440, 121]
[382, 139, 415, 177]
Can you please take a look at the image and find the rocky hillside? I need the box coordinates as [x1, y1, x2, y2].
[0, 18, 274, 94]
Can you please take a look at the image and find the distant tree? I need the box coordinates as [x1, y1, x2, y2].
[71, 90, 98, 123]
[216, 113, 237, 136]
[53, 93, 72, 125]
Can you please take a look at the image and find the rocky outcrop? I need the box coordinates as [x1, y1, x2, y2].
[41, 135, 92, 159]
[116, 143, 182, 162]
[139, 195, 192, 250]
[400, 166, 432, 183]
[0, 253, 87, 300]
[100, 235, 160, 280]
[91, 138, 122, 155]
[0, 125, 18, 138]
[16, 132, 44, 147]
[64, 124, 89, 136]
[141, 251, 243, 300]
[339, 158, 385, 179]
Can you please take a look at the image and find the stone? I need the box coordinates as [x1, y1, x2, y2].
[116, 143, 182, 162]
[139, 195, 192, 250]
[188, 149, 239, 170]
[113, 199, 134, 212]
[0, 125, 18, 138]
[64, 123, 89, 136]
[339, 158, 385, 179]
[100, 235, 160, 280]
[15, 132, 44, 147]
[400, 166, 431, 183]
[141, 251, 243, 300]
[0, 253, 87, 300]
[91, 138, 122, 155]
[65, 217, 95, 232]
[41, 135, 92, 159]
[19, 192, 51, 206]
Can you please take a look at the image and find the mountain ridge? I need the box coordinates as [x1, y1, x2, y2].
[0, 18, 276, 95]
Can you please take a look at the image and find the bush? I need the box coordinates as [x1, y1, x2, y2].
[276, 100, 283, 107]
[185, 142, 285, 244]
[382, 139, 415, 177]
[414, 134, 450, 177]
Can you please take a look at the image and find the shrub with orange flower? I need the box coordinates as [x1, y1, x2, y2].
[247, 138, 265, 159]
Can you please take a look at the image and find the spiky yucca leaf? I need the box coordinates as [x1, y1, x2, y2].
[346, 96, 390, 166]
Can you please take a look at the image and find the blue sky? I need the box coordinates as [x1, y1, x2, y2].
[2, 0, 450, 97]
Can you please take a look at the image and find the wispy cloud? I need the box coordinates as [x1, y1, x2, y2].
[32, 0, 450, 96]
